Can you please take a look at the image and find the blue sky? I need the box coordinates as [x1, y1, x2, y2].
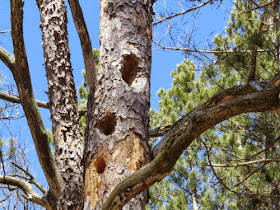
[0, 0, 233, 199]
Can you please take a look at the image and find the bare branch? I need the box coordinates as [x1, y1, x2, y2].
[202, 139, 279, 198]
[233, 162, 268, 188]
[0, 30, 11, 34]
[12, 162, 47, 195]
[0, 46, 15, 72]
[153, 40, 273, 54]
[153, 0, 213, 26]
[67, 0, 96, 93]
[10, 0, 63, 197]
[241, 0, 275, 13]
[0, 92, 49, 109]
[102, 83, 280, 209]
[0, 175, 50, 208]
[209, 157, 280, 168]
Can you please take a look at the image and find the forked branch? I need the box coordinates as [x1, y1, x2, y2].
[0, 175, 50, 208]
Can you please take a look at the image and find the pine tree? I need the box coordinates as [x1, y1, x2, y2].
[147, 1, 280, 209]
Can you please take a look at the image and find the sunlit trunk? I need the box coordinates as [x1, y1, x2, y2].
[84, 0, 153, 209]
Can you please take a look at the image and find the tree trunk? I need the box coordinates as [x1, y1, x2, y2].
[190, 165, 198, 210]
[84, 0, 153, 209]
[37, 0, 84, 208]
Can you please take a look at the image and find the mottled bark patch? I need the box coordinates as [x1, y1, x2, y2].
[96, 112, 117, 135]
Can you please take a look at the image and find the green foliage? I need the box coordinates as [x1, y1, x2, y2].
[46, 129, 54, 146]
[147, 1, 280, 209]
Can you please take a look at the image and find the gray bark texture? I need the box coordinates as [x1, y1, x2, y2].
[37, 0, 84, 208]
[84, 0, 153, 209]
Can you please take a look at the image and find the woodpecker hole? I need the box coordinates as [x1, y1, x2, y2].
[94, 155, 106, 174]
[96, 112, 117, 135]
[121, 54, 141, 86]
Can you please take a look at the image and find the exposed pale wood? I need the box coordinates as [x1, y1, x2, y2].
[84, 0, 153, 209]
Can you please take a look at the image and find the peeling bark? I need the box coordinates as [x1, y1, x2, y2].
[84, 0, 153, 209]
[37, 0, 84, 208]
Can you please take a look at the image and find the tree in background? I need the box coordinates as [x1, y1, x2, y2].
[0, 0, 279, 209]
[148, 1, 280, 209]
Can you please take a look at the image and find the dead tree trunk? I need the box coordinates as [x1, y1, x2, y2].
[84, 1, 153, 209]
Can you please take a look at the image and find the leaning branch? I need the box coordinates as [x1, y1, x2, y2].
[10, 0, 63, 197]
[0, 175, 50, 209]
[103, 84, 280, 209]
[67, 0, 96, 93]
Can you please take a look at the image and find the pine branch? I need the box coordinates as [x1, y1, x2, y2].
[202, 139, 279, 198]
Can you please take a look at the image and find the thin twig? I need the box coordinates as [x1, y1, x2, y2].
[153, 40, 273, 54]
[209, 157, 280, 168]
[12, 162, 47, 195]
[153, 0, 213, 26]
[201, 139, 280, 198]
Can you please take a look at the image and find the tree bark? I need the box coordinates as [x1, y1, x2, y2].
[84, 0, 153, 209]
[37, 0, 84, 208]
